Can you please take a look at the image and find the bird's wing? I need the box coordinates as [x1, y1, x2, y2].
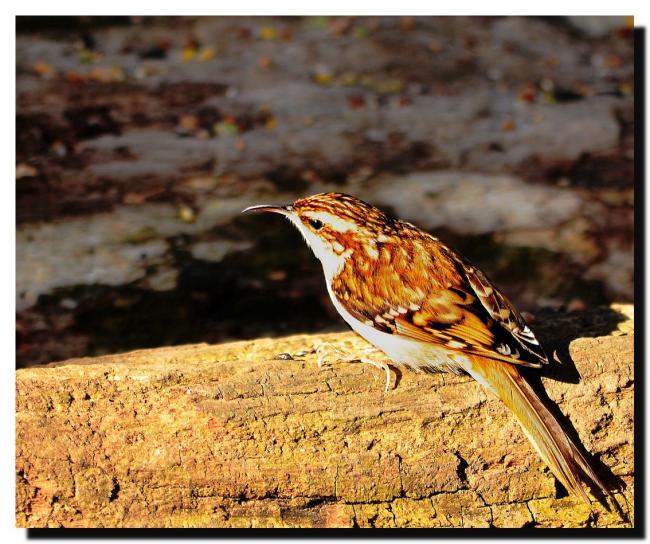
[331, 241, 548, 368]
[456, 255, 549, 365]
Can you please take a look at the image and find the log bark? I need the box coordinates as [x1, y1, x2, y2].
[16, 305, 634, 528]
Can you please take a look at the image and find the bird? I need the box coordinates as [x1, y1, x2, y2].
[242, 191, 610, 506]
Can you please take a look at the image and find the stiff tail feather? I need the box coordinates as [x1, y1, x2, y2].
[465, 356, 610, 505]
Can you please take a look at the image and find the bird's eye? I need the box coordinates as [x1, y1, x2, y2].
[308, 218, 323, 230]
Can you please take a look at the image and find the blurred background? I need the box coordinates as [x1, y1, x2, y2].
[16, 16, 634, 367]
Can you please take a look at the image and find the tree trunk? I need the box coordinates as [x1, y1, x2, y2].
[16, 305, 634, 528]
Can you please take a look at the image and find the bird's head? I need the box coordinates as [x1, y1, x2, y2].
[243, 192, 396, 279]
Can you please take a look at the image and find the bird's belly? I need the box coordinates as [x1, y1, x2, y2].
[327, 284, 465, 373]
[355, 321, 451, 370]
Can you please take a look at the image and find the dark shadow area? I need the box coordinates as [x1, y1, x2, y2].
[533, 306, 630, 383]
[17, 214, 346, 367]
[15, 224, 621, 368]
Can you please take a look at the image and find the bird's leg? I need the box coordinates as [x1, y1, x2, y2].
[315, 342, 393, 392]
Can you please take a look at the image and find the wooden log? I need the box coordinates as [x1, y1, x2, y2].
[16, 305, 634, 528]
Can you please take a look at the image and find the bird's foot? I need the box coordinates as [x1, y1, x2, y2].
[315, 342, 393, 393]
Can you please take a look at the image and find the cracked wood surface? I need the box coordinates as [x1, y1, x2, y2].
[16, 305, 634, 528]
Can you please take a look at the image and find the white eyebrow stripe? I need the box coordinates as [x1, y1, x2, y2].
[303, 211, 358, 233]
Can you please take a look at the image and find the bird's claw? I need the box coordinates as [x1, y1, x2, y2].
[316, 342, 345, 369]
[365, 358, 392, 393]
[314, 342, 393, 392]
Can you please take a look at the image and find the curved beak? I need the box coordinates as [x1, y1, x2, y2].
[241, 204, 293, 216]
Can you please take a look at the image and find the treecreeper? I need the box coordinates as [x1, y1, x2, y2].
[243, 192, 620, 511]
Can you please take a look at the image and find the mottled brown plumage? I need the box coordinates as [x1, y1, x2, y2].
[292, 193, 547, 368]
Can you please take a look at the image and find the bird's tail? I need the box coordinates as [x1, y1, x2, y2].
[465, 356, 609, 505]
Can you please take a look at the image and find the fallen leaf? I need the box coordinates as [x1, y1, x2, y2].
[199, 47, 216, 61]
[16, 164, 37, 179]
[178, 115, 199, 132]
[78, 49, 97, 64]
[375, 79, 403, 94]
[340, 72, 358, 86]
[181, 48, 197, 61]
[353, 26, 369, 38]
[429, 38, 443, 53]
[257, 55, 272, 69]
[280, 28, 294, 41]
[259, 26, 277, 40]
[268, 270, 287, 281]
[347, 95, 365, 110]
[178, 205, 196, 223]
[64, 71, 83, 83]
[88, 67, 113, 83]
[214, 120, 239, 136]
[400, 16, 414, 30]
[604, 53, 623, 69]
[124, 193, 147, 205]
[264, 116, 278, 129]
[184, 37, 201, 49]
[184, 176, 218, 191]
[313, 69, 333, 85]
[33, 62, 53, 77]
[111, 65, 126, 81]
[619, 82, 633, 96]
[328, 17, 352, 35]
[567, 299, 586, 313]
[397, 94, 411, 107]
[518, 83, 537, 103]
